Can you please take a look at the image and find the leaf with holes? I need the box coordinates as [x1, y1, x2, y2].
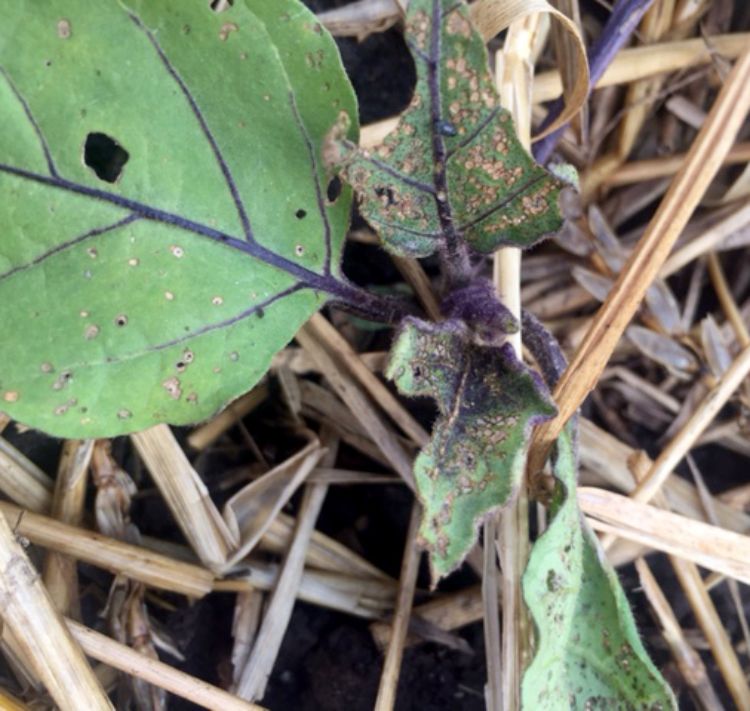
[522, 427, 677, 709]
[325, 0, 570, 260]
[0, 0, 367, 437]
[385, 317, 556, 581]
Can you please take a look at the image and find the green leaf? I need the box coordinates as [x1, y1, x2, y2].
[385, 318, 556, 580]
[0, 0, 359, 437]
[326, 0, 567, 259]
[522, 428, 677, 709]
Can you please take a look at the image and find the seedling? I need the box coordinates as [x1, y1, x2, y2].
[0, 0, 675, 707]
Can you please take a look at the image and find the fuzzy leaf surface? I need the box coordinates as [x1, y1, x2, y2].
[0, 0, 357, 437]
[329, 0, 567, 258]
[522, 428, 676, 709]
[386, 318, 556, 580]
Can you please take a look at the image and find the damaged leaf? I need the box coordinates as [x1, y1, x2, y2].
[0, 0, 358, 436]
[522, 428, 677, 709]
[327, 0, 569, 259]
[386, 318, 556, 580]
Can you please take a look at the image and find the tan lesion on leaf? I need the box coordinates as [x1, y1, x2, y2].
[408, 10, 430, 50]
[305, 50, 325, 71]
[322, 110, 352, 169]
[218, 22, 238, 41]
[435, 534, 449, 558]
[522, 187, 555, 216]
[434, 495, 454, 527]
[57, 19, 71, 39]
[52, 371, 72, 391]
[457, 475, 475, 494]
[469, 174, 558, 237]
[376, 144, 393, 159]
[162, 377, 182, 400]
[53, 398, 77, 416]
[446, 11, 472, 38]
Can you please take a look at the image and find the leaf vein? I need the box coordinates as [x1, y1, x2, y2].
[457, 174, 548, 233]
[0, 66, 59, 178]
[128, 13, 256, 244]
[351, 144, 438, 195]
[446, 106, 502, 158]
[287, 91, 333, 275]
[0, 213, 139, 283]
[60, 284, 307, 372]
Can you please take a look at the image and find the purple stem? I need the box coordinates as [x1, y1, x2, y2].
[533, 0, 656, 164]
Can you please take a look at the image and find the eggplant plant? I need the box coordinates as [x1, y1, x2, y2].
[0, 0, 675, 707]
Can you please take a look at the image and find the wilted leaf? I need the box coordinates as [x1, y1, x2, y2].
[385, 317, 556, 580]
[627, 325, 698, 379]
[644, 279, 683, 336]
[701, 315, 733, 378]
[588, 204, 625, 272]
[522, 428, 677, 709]
[0, 0, 361, 437]
[589, 205, 682, 334]
[572, 266, 613, 303]
[327, 0, 569, 259]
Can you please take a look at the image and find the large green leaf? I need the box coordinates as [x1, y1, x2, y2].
[522, 428, 676, 709]
[0, 0, 360, 437]
[386, 317, 556, 581]
[326, 0, 567, 259]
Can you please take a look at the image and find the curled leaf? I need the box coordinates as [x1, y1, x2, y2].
[327, 0, 570, 259]
[386, 317, 556, 581]
[522, 428, 677, 709]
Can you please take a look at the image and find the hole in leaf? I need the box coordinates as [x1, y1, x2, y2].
[295, 209, 307, 219]
[83, 133, 129, 183]
[375, 186, 397, 206]
[326, 176, 342, 203]
[210, 0, 234, 12]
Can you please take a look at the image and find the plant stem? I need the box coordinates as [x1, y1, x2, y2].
[491, 14, 543, 709]
[494, 248, 528, 711]
[328, 279, 418, 324]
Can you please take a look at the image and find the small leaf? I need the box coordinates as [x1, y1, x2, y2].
[327, 0, 569, 258]
[385, 318, 556, 580]
[0, 0, 358, 436]
[522, 428, 677, 709]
